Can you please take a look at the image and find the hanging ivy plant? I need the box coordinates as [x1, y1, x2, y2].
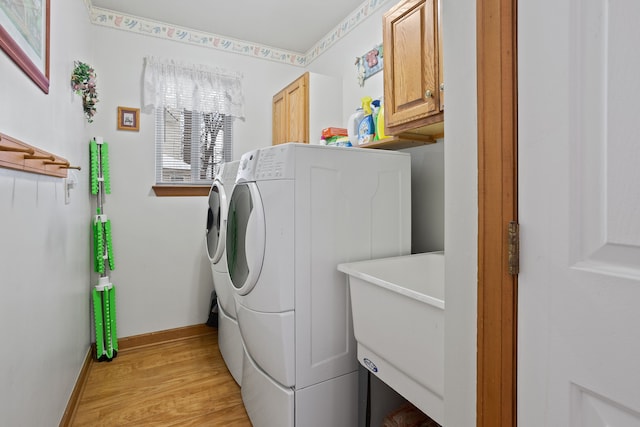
[71, 61, 98, 123]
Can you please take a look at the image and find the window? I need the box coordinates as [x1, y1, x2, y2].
[143, 57, 245, 194]
[156, 108, 232, 184]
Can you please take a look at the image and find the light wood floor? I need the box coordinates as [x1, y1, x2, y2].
[70, 329, 251, 426]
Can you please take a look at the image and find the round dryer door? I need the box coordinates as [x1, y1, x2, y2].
[226, 182, 265, 295]
[206, 180, 227, 264]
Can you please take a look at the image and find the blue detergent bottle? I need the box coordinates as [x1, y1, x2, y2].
[357, 96, 375, 145]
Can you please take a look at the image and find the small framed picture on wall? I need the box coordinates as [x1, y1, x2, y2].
[117, 106, 140, 131]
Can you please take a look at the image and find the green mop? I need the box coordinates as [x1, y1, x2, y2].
[90, 137, 118, 361]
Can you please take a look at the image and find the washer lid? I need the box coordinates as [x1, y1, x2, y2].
[206, 180, 228, 264]
[226, 182, 265, 295]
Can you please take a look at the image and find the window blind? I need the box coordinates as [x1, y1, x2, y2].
[143, 57, 242, 185]
[155, 108, 232, 184]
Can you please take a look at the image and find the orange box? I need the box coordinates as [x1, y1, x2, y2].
[322, 127, 348, 139]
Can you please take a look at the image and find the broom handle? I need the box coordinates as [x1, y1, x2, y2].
[97, 146, 104, 213]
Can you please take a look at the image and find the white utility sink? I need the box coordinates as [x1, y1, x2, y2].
[338, 252, 444, 425]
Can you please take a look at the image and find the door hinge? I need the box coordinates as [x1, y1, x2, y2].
[508, 221, 519, 275]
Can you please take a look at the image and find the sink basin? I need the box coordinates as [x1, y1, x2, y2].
[338, 252, 444, 424]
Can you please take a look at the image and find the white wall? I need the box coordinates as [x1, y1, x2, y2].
[307, 5, 387, 130]
[0, 0, 93, 424]
[404, 141, 445, 253]
[442, 0, 478, 425]
[89, 26, 305, 337]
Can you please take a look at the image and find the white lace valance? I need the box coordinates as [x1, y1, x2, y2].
[143, 57, 245, 119]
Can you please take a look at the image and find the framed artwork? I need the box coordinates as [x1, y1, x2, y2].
[355, 44, 383, 87]
[117, 106, 140, 131]
[0, 0, 50, 93]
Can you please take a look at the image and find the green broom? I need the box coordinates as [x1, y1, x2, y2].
[90, 137, 118, 361]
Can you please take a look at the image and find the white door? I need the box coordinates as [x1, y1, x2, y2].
[518, 0, 640, 425]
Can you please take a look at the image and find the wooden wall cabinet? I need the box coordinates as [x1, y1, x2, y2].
[383, 0, 444, 139]
[272, 73, 309, 145]
[272, 72, 342, 146]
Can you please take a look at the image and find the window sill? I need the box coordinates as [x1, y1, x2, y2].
[152, 185, 210, 197]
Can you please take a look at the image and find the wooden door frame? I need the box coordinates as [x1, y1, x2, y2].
[476, 0, 518, 425]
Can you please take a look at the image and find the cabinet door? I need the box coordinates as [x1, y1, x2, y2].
[272, 90, 287, 145]
[383, 0, 439, 129]
[286, 73, 309, 144]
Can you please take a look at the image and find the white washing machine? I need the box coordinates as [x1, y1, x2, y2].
[205, 160, 243, 385]
[225, 143, 411, 427]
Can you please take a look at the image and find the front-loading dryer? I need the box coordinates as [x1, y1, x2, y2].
[226, 143, 412, 427]
[205, 160, 243, 385]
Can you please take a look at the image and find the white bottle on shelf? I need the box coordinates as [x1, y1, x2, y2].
[347, 108, 364, 147]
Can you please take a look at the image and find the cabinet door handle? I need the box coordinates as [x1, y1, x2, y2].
[425, 90, 433, 98]
[440, 83, 445, 91]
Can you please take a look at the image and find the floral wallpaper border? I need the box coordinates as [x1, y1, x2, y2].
[306, 0, 389, 63]
[83, 0, 390, 67]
